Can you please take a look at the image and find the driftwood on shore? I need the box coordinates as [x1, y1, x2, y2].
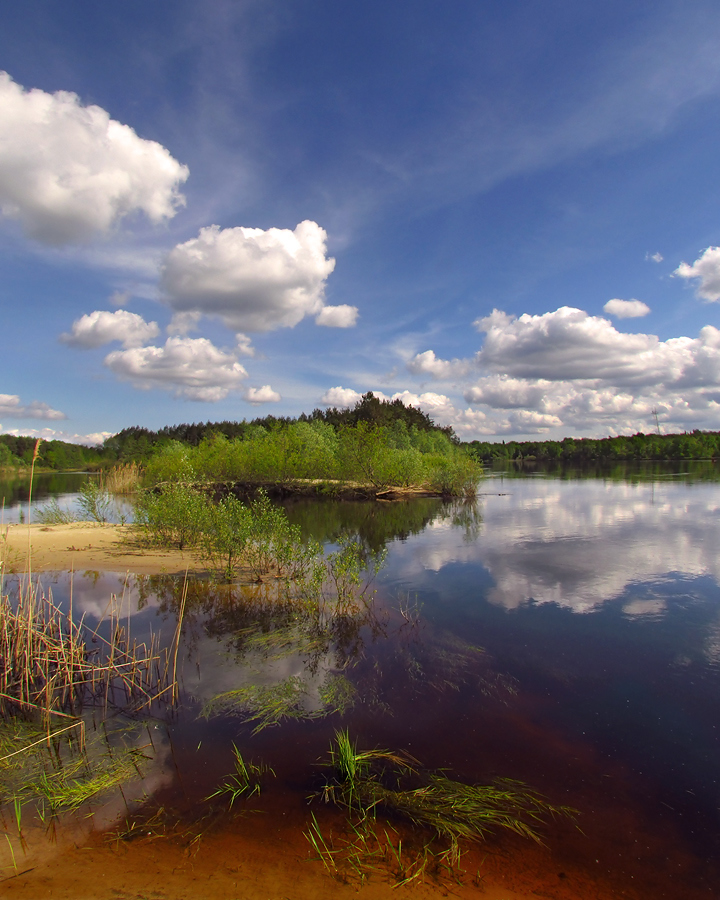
[208, 479, 457, 502]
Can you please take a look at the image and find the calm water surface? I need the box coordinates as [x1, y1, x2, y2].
[3, 465, 720, 898]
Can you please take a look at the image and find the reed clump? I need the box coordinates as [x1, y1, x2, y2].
[0, 578, 180, 721]
[103, 462, 141, 495]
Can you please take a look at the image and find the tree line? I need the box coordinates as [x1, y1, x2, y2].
[102, 393, 454, 462]
[465, 430, 720, 462]
[5, 394, 720, 474]
[0, 435, 102, 470]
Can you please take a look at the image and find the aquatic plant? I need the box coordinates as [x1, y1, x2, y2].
[0, 718, 151, 820]
[205, 744, 274, 808]
[304, 810, 455, 888]
[201, 673, 356, 734]
[34, 497, 77, 525]
[0, 577, 179, 721]
[305, 729, 576, 886]
[134, 483, 211, 550]
[321, 729, 576, 845]
[102, 462, 141, 495]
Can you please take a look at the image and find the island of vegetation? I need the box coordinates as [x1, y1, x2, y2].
[3, 395, 720, 493]
[2, 394, 481, 499]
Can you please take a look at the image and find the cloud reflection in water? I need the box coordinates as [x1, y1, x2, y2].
[388, 476, 720, 614]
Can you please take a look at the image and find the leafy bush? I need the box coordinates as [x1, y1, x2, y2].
[77, 480, 114, 523]
[134, 484, 212, 550]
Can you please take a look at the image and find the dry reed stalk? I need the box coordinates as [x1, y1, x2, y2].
[103, 462, 141, 495]
[0, 575, 179, 722]
[25, 440, 41, 583]
[169, 570, 189, 705]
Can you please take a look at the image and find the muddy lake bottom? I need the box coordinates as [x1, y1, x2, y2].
[2, 466, 720, 898]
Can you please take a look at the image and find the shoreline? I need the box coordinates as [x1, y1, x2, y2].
[1, 522, 205, 575]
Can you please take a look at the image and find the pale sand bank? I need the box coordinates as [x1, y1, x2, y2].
[0, 522, 204, 575]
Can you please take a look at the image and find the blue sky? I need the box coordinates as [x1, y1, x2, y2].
[2, 0, 720, 443]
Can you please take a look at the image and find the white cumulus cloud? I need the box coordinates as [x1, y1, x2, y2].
[464, 375, 550, 409]
[104, 336, 247, 401]
[61, 309, 159, 349]
[321, 386, 363, 407]
[0, 394, 66, 420]
[161, 220, 336, 332]
[0, 72, 188, 244]
[390, 390, 455, 416]
[235, 333, 257, 357]
[674, 247, 720, 301]
[315, 304, 358, 328]
[244, 385, 281, 404]
[603, 298, 651, 318]
[475, 306, 671, 384]
[407, 349, 473, 379]
[397, 305, 720, 437]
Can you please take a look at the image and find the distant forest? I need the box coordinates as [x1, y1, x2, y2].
[466, 430, 720, 461]
[0, 434, 102, 470]
[2, 393, 720, 470]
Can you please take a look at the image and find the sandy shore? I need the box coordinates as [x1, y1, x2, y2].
[0, 522, 204, 575]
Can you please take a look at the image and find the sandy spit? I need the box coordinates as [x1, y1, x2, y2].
[0, 522, 204, 576]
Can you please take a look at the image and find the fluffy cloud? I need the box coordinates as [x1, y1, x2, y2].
[393, 305, 720, 437]
[320, 386, 456, 418]
[161, 220, 336, 332]
[104, 336, 247, 401]
[0, 394, 66, 420]
[464, 375, 550, 409]
[675, 247, 720, 301]
[603, 298, 650, 318]
[235, 333, 257, 357]
[474, 306, 674, 383]
[390, 390, 455, 416]
[407, 349, 472, 379]
[0, 72, 188, 244]
[321, 386, 363, 407]
[61, 309, 159, 349]
[315, 304, 359, 328]
[244, 385, 281, 404]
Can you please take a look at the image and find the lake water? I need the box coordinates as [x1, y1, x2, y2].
[2, 465, 719, 898]
[0, 471, 132, 525]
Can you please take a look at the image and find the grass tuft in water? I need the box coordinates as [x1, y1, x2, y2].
[307, 729, 578, 885]
[205, 744, 274, 808]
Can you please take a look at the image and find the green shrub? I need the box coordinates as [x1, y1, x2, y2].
[134, 484, 212, 550]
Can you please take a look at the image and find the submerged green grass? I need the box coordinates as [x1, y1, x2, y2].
[0, 718, 150, 821]
[201, 673, 356, 733]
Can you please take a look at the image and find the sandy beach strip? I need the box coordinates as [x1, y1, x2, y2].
[0, 522, 204, 575]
